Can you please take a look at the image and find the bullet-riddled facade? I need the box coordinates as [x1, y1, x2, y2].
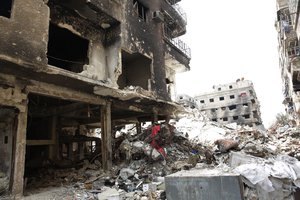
[194, 80, 262, 126]
[275, 0, 300, 122]
[0, 0, 190, 197]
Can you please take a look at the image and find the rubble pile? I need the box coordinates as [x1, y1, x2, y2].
[21, 110, 300, 200]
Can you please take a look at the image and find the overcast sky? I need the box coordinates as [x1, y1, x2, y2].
[176, 0, 285, 127]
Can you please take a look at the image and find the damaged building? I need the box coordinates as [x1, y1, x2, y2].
[275, 0, 300, 123]
[192, 79, 262, 126]
[0, 0, 190, 197]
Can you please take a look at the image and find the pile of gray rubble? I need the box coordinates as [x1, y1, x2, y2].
[6, 111, 300, 200]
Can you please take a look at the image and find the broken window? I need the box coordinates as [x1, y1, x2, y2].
[243, 114, 250, 119]
[233, 116, 238, 120]
[223, 117, 228, 121]
[0, 0, 13, 18]
[200, 100, 205, 103]
[209, 98, 214, 102]
[229, 85, 233, 89]
[47, 23, 89, 73]
[133, 0, 148, 22]
[118, 51, 152, 90]
[230, 95, 235, 99]
[219, 96, 225, 101]
[229, 105, 237, 110]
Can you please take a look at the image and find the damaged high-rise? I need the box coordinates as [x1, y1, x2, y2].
[0, 0, 190, 197]
[193, 79, 262, 126]
[275, 0, 300, 123]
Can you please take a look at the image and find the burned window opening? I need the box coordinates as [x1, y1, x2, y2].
[118, 51, 152, 90]
[233, 116, 238, 120]
[219, 96, 225, 101]
[200, 100, 205, 103]
[47, 23, 89, 73]
[229, 85, 233, 89]
[223, 117, 228, 121]
[212, 118, 217, 122]
[133, 0, 148, 22]
[0, 0, 13, 18]
[209, 98, 214, 102]
[230, 95, 235, 99]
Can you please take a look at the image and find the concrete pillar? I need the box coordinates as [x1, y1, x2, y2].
[136, 122, 141, 135]
[101, 101, 112, 170]
[49, 116, 57, 160]
[11, 108, 28, 197]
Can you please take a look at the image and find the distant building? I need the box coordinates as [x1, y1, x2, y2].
[176, 94, 197, 109]
[194, 79, 262, 127]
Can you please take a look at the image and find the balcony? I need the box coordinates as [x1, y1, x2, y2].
[164, 26, 191, 59]
[163, 0, 187, 37]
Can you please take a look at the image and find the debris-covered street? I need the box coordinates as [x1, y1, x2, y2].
[1, 109, 296, 199]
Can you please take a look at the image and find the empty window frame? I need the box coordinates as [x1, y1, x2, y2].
[223, 117, 228, 121]
[230, 95, 235, 99]
[0, 0, 13, 18]
[229, 105, 237, 110]
[47, 23, 89, 73]
[209, 98, 214, 102]
[229, 85, 233, 89]
[233, 116, 238, 120]
[200, 100, 205, 103]
[243, 114, 250, 119]
[133, 0, 148, 22]
[219, 96, 225, 101]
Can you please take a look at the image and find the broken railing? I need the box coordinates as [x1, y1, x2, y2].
[165, 0, 187, 24]
[164, 26, 191, 59]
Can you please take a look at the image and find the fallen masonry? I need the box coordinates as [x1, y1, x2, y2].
[1, 109, 300, 199]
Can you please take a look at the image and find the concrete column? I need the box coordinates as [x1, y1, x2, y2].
[11, 108, 28, 197]
[136, 122, 141, 135]
[101, 101, 112, 170]
[49, 116, 57, 160]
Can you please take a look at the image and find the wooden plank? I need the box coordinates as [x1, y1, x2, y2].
[101, 101, 112, 170]
[26, 140, 55, 146]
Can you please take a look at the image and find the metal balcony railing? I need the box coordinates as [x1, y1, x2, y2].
[165, 0, 187, 24]
[164, 26, 191, 58]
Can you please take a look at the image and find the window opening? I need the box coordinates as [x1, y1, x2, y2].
[219, 96, 225, 101]
[133, 0, 148, 22]
[200, 100, 205, 103]
[229, 105, 237, 110]
[209, 98, 214, 102]
[47, 23, 89, 73]
[233, 116, 238, 120]
[230, 95, 235, 99]
[0, 0, 13, 18]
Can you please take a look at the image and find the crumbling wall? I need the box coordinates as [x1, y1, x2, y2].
[0, 108, 16, 193]
[121, 0, 170, 100]
[0, 0, 49, 66]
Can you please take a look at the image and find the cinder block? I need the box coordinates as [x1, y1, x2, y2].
[165, 169, 244, 200]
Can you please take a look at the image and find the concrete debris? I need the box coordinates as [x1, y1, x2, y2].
[20, 110, 300, 200]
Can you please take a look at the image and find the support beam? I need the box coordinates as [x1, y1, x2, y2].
[49, 116, 58, 160]
[11, 109, 28, 197]
[136, 122, 141, 134]
[101, 101, 112, 170]
[26, 140, 55, 146]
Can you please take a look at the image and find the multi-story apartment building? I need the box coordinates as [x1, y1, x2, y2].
[194, 79, 262, 126]
[0, 0, 190, 197]
[275, 0, 300, 122]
